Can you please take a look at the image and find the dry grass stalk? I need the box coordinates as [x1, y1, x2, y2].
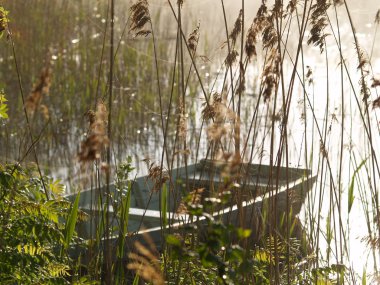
[236, 62, 246, 94]
[25, 67, 51, 116]
[372, 97, 380, 109]
[376, 10, 380, 24]
[262, 48, 281, 102]
[272, 1, 284, 17]
[78, 101, 109, 162]
[202, 92, 223, 121]
[202, 93, 236, 143]
[363, 235, 380, 250]
[356, 45, 369, 71]
[286, 0, 298, 14]
[127, 240, 164, 285]
[245, 3, 269, 60]
[372, 76, 380, 88]
[39, 104, 49, 120]
[307, 0, 331, 53]
[373, 74, 380, 108]
[319, 140, 328, 159]
[229, 10, 243, 47]
[261, 13, 278, 49]
[306, 66, 313, 85]
[187, 23, 200, 55]
[225, 49, 239, 67]
[245, 25, 257, 60]
[178, 98, 187, 141]
[129, 0, 151, 37]
[145, 160, 169, 192]
[357, 49, 370, 101]
[207, 123, 228, 143]
[333, 0, 344, 6]
[220, 152, 242, 186]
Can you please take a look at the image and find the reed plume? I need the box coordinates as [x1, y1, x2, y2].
[372, 76, 380, 88]
[144, 159, 169, 192]
[245, 3, 269, 60]
[355, 45, 370, 101]
[307, 0, 330, 53]
[236, 62, 246, 94]
[286, 0, 298, 14]
[203, 93, 236, 142]
[333, 0, 344, 6]
[225, 49, 239, 67]
[229, 10, 243, 47]
[129, 0, 151, 37]
[25, 67, 51, 116]
[319, 140, 328, 159]
[187, 23, 200, 55]
[306, 66, 313, 85]
[39, 104, 49, 121]
[178, 98, 187, 141]
[127, 239, 164, 285]
[262, 48, 280, 101]
[78, 101, 109, 162]
[261, 14, 278, 49]
[245, 26, 257, 60]
[202, 92, 222, 122]
[372, 97, 380, 109]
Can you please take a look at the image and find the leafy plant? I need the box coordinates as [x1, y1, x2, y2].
[0, 89, 8, 119]
[0, 164, 86, 284]
[0, 6, 9, 37]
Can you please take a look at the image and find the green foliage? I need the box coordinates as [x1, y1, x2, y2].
[311, 264, 347, 284]
[161, 183, 168, 228]
[0, 6, 9, 38]
[348, 158, 367, 214]
[0, 164, 82, 284]
[164, 189, 343, 285]
[164, 191, 257, 284]
[63, 192, 80, 250]
[0, 89, 8, 119]
[114, 157, 135, 283]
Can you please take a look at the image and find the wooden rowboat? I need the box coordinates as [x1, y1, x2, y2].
[66, 159, 316, 253]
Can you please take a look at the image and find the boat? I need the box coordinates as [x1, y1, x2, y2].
[66, 159, 316, 254]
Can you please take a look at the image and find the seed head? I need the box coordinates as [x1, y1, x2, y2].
[130, 0, 152, 37]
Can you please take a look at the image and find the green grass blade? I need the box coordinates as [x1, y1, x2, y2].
[362, 267, 366, 285]
[64, 191, 80, 249]
[117, 180, 132, 258]
[161, 183, 168, 228]
[348, 158, 367, 214]
[132, 274, 140, 285]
